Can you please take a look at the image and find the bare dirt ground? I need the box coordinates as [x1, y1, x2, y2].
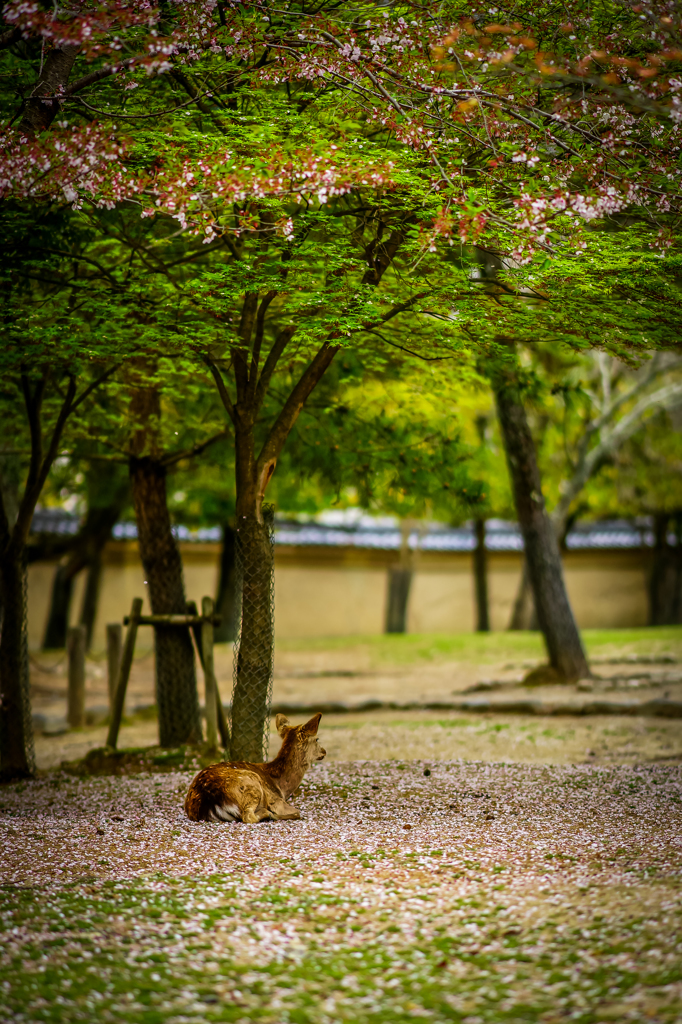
[30, 629, 682, 770]
[33, 708, 682, 771]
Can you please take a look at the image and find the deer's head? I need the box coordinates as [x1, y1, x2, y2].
[275, 713, 326, 767]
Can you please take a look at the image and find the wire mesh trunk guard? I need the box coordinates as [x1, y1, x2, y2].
[229, 504, 275, 762]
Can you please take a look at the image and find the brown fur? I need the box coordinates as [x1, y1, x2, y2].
[184, 713, 326, 824]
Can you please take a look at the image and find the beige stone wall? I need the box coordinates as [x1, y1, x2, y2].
[27, 540, 651, 651]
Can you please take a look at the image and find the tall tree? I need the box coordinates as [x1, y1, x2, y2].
[510, 348, 682, 627]
[82, 354, 228, 747]
[490, 344, 590, 683]
[0, 331, 122, 779]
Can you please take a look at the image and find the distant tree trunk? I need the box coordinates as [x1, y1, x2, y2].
[508, 558, 537, 630]
[494, 365, 590, 682]
[386, 567, 412, 633]
[473, 517, 490, 632]
[130, 456, 201, 747]
[79, 549, 102, 649]
[649, 513, 682, 625]
[41, 487, 127, 651]
[673, 514, 682, 624]
[385, 520, 416, 634]
[0, 549, 33, 780]
[214, 522, 236, 643]
[43, 564, 75, 649]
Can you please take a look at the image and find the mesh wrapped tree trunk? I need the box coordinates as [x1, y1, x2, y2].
[0, 554, 35, 779]
[229, 505, 274, 762]
[130, 456, 202, 747]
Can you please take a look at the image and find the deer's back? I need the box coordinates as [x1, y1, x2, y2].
[185, 761, 279, 821]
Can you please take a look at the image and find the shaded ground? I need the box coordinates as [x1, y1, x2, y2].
[30, 628, 682, 741]
[1, 760, 681, 1023]
[34, 709, 682, 770]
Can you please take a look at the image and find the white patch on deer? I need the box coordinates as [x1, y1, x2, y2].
[211, 803, 239, 822]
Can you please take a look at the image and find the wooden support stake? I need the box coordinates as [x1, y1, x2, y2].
[106, 597, 143, 749]
[215, 679, 230, 751]
[106, 623, 122, 709]
[202, 596, 218, 750]
[67, 625, 86, 729]
[188, 600, 230, 750]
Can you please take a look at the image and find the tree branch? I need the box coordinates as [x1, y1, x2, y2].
[161, 430, 229, 468]
[14, 375, 77, 547]
[358, 290, 430, 332]
[205, 359, 236, 424]
[256, 341, 340, 474]
[552, 378, 682, 535]
[0, 26, 20, 51]
[71, 362, 124, 412]
[65, 59, 137, 97]
[247, 289, 277, 403]
[21, 375, 45, 495]
[169, 67, 229, 134]
[254, 326, 295, 415]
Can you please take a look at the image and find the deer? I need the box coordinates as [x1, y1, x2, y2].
[184, 713, 326, 824]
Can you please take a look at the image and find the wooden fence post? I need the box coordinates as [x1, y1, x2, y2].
[67, 625, 86, 729]
[106, 623, 122, 709]
[106, 597, 143, 749]
[202, 596, 218, 750]
[188, 599, 230, 749]
[215, 678, 230, 751]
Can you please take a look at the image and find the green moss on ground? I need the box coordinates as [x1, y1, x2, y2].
[1, 761, 680, 1023]
[275, 627, 682, 668]
[2, 870, 680, 1023]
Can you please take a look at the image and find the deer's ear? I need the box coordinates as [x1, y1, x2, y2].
[302, 713, 322, 735]
[275, 714, 291, 737]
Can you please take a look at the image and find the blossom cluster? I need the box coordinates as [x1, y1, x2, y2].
[1, 0, 681, 256]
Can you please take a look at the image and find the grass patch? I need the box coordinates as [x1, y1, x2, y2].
[276, 627, 682, 668]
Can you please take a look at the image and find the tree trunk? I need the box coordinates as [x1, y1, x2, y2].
[18, 44, 80, 138]
[385, 519, 415, 634]
[0, 550, 34, 780]
[494, 375, 590, 682]
[79, 549, 102, 649]
[130, 457, 201, 747]
[649, 513, 682, 625]
[385, 567, 413, 633]
[508, 558, 536, 630]
[673, 514, 682, 624]
[214, 522, 236, 643]
[473, 517, 490, 632]
[230, 509, 274, 762]
[41, 471, 127, 650]
[42, 563, 74, 649]
[649, 514, 668, 626]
